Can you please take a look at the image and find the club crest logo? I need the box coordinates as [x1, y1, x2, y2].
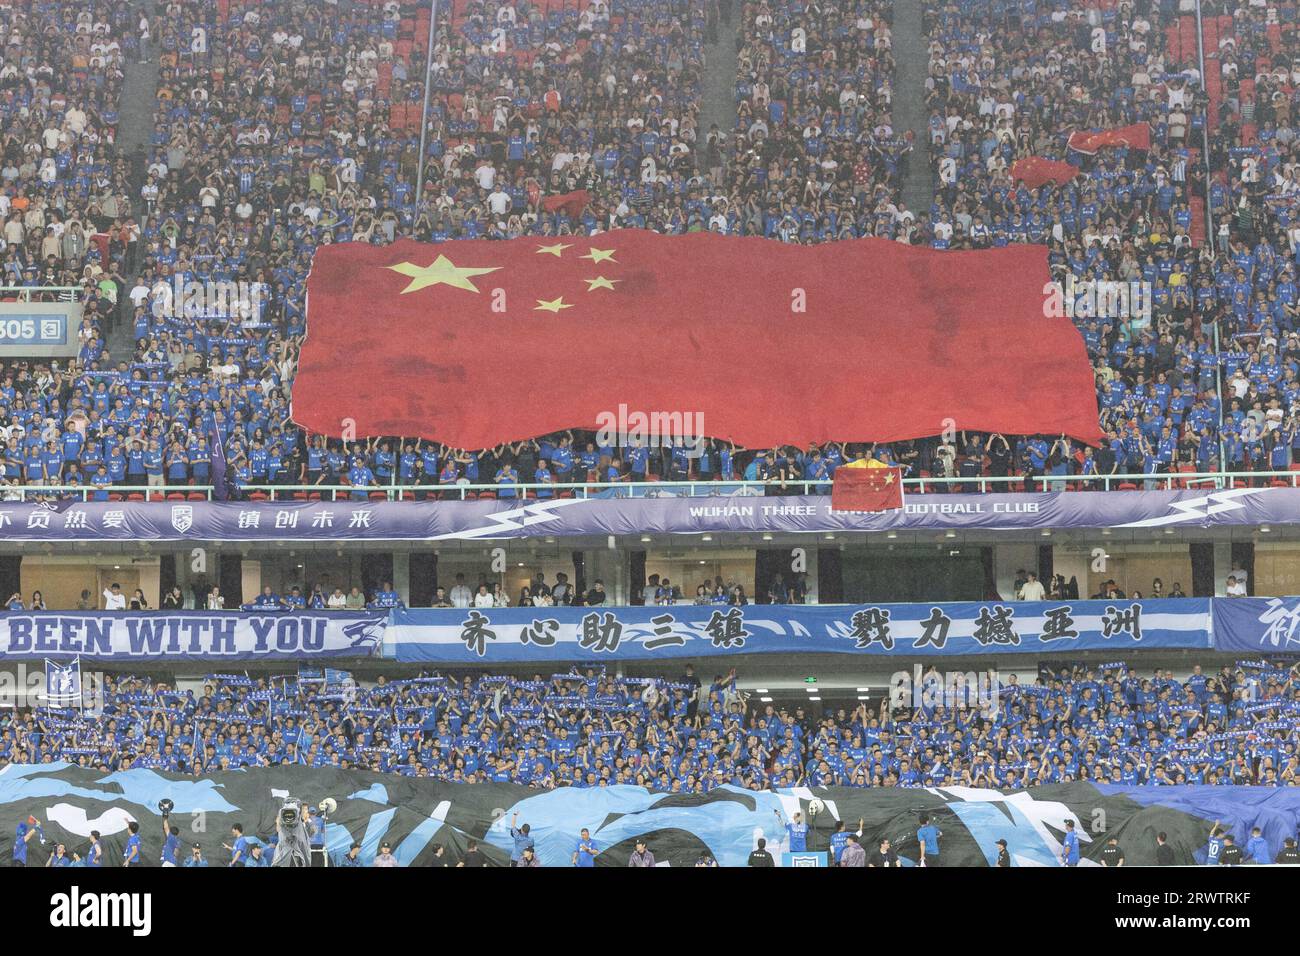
[170, 505, 194, 533]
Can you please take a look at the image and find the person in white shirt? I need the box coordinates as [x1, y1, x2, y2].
[1017, 572, 1046, 601]
[473, 585, 494, 608]
[449, 575, 473, 608]
[1226, 575, 1247, 598]
[327, 588, 348, 609]
[102, 584, 127, 609]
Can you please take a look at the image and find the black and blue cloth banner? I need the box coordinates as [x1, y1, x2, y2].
[2, 763, 1298, 867]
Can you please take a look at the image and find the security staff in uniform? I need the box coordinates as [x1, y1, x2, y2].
[1218, 835, 1244, 866]
[1275, 838, 1300, 864]
[1099, 836, 1125, 866]
[995, 838, 1011, 867]
[1155, 832, 1176, 866]
[747, 837, 775, 867]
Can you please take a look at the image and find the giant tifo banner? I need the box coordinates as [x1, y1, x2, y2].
[1213, 597, 1300, 654]
[1, 764, 1295, 867]
[292, 232, 1102, 447]
[0, 612, 386, 662]
[386, 600, 1210, 662]
[3, 487, 1300, 541]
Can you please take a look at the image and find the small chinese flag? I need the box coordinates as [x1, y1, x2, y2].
[1066, 123, 1151, 155]
[831, 465, 904, 512]
[541, 189, 590, 218]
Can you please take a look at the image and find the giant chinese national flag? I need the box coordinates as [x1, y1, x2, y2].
[1066, 123, 1151, 155]
[831, 463, 904, 513]
[293, 230, 1102, 449]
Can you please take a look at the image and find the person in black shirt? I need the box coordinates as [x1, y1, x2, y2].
[747, 837, 775, 867]
[459, 839, 487, 867]
[427, 843, 449, 867]
[682, 663, 701, 721]
[1275, 838, 1300, 864]
[868, 837, 899, 867]
[1099, 836, 1125, 866]
[995, 838, 1010, 868]
[1219, 835, 1244, 866]
[1155, 832, 1176, 866]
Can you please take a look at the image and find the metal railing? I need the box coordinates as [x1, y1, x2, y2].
[8, 469, 1300, 503]
[0, 285, 84, 303]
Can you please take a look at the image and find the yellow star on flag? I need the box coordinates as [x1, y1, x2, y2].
[536, 242, 572, 257]
[535, 296, 574, 313]
[386, 255, 501, 294]
[580, 247, 617, 264]
[584, 276, 619, 292]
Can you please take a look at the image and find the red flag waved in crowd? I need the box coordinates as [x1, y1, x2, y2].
[540, 189, 590, 219]
[293, 230, 1102, 449]
[1066, 123, 1152, 155]
[1011, 157, 1081, 190]
[831, 462, 905, 513]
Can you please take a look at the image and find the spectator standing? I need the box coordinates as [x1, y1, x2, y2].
[1246, 828, 1269, 865]
[1061, 820, 1080, 866]
[869, 838, 899, 867]
[450, 575, 473, 609]
[917, 813, 942, 867]
[1018, 573, 1046, 601]
[840, 834, 866, 868]
[628, 838, 656, 867]
[509, 812, 534, 864]
[572, 828, 598, 868]
[459, 840, 487, 868]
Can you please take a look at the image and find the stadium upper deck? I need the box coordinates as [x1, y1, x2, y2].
[0, 0, 1295, 505]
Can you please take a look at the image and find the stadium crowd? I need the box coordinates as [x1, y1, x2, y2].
[0, 0, 1298, 502]
[2, 659, 1296, 791]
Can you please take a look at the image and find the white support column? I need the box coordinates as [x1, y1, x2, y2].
[393, 551, 411, 606]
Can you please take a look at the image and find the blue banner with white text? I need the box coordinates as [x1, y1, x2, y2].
[385, 599, 1212, 662]
[0, 611, 387, 662]
[1212, 597, 1300, 655]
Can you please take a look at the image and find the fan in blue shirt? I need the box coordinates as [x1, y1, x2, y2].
[1061, 820, 1080, 866]
[123, 822, 142, 866]
[572, 828, 598, 867]
[917, 814, 942, 865]
[774, 808, 807, 851]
